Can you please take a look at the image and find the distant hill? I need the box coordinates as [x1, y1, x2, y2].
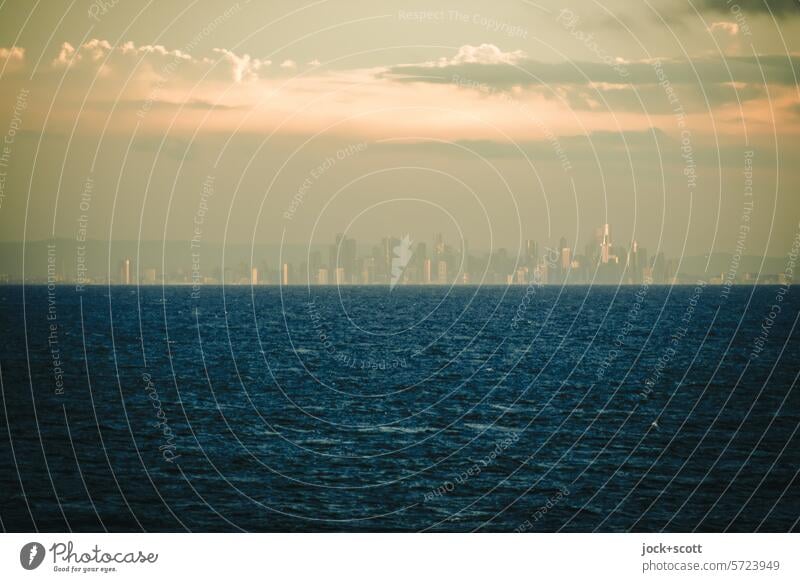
[676, 253, 786, 279]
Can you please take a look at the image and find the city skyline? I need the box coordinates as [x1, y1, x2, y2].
[6, 221, 791, 288]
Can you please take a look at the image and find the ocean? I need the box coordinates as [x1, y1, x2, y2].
[0, 284, 798, 532]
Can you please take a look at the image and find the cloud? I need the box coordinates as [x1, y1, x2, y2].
[392, 43, 526, 74]
[0, 46, 25, 60]
[708, 21, 740, 35]
[0, 46, 26, 72]
[445, 44, 526, 66]
[45, 38, 277, 84]
[211, 48, 271, 82]
[384, 47, 799, 113]
[388, 49, 800, 88]
[0, 38, 797, 144]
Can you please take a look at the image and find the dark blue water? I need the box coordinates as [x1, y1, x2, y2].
[1, 284, 798, 531]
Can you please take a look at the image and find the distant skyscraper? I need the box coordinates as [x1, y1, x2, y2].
[328, 242, 337, 272]
[628, 240, 640, 284]
[282, 263, 290, 285]
[317, 267, 329, 285]
[525, 239, 538, 261]
[423, 258, 432, 283]
[119, 258, 131, 285]
[379, 236, 400, 283]
[360, 257, 375, 284]
[525, 239, 538, 275]
[416, 242, 427, 283]
[561, 247, 571, 271]
[251, 267, 259, 285]
[330, 234, 357, 283]
[600, 224, 612, 264]
[652, 252, 666, 284]
[437, 260, 447, 284]
[309, 250, 322, 277]
[343, 236, 356, 283]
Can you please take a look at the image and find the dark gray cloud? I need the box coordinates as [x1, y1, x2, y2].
[523, 81, 767, 113]
[384, 54, 795, 113]
[697, 0, 800, 17]
[386, 55, 800, 88]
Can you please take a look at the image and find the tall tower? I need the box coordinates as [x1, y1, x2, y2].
[342, 236, 356, 283]
[524, 239, 538, 274]
[437, 260, 448, 284]
[119, 258, 131, 285]
[525, 239, 538, 260]
[380, 236, 399, 283]
[416, 242, 427, 283]
[434, 233, 445, 260]
[600, 224, 611, 264]
[561, 247, 571, 271]
[330, 234, 357, 283]
[628, 240, 639, 284]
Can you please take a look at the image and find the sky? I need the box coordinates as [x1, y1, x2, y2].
[0, 0, 799, 260]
